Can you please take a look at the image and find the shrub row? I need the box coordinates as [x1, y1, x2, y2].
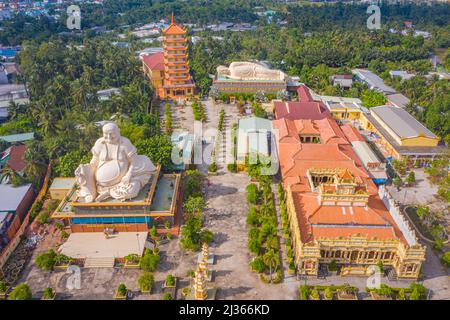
[246, 178, 282, 284]
[278, 182, 296, 273]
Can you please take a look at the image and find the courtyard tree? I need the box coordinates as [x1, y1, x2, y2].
[35, 249, 57, 271]
[360, 89, 387, 108]
[54, 149, 90, 177]
[183, 170, 203, 199]
[180, 217, 213, 251]
[138, 272, 154, 293]
[405, 171, 416, 186]
[392, 176, 402, 190]
[183, 196, 207, 220]
[8, 283, 32, 300]
[246, 183, 259, 205]
[441, 252, 450, 267]
[263, 249, 280, 283]
[392, 158, 407, 176]
[136, 135, 173, 170]
[140, 249, 160, 272]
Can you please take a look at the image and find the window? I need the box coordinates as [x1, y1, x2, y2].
[300, 135, 321, 144]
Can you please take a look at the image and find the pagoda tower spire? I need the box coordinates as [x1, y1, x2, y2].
[193, 265, 208, 300]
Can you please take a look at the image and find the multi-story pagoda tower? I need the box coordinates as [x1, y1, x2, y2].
[193, 265, 208, 300]
[161, 13, 196, 100]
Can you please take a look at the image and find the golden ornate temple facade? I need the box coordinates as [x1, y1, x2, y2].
[273, 101, 425, 279]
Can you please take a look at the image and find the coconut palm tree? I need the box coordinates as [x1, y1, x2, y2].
[263, 249, 279, 283]
[24, 141, 49, 185]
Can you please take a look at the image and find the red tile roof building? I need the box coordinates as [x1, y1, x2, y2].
[273, 112, 425, 278]
[142, 14, 195, 100]
[274, 86, 331, 120]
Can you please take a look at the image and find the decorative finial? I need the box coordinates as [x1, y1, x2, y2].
[171, 12, 175, 24]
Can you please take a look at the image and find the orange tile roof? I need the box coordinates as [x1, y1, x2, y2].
[142, 52, 164, 71]
[7, 144, 27, 172]
[311, 226, 397, 241]
[341, 124, 365, 142]
[163, 15, 187, 35]
[273, 110, 408, 245]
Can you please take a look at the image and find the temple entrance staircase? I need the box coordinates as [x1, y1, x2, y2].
[84, 257, 115, 268]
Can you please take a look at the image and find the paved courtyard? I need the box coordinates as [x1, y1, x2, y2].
[10, 100, 450, 300]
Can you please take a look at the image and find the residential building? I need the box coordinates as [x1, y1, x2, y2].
[330, 74, 353, 89]
[0, 183, 35, 254]
[96, 88, 121, 101]
[361, 105, 445, 164]
[352, 69, 396, 95]
[389, 70, 415, 81]
[0, 144, 27, 173]
[317, 95, 366, 121]
[386, 93, 411, 109]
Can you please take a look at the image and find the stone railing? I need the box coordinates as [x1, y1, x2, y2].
[378, 185, 418, 246]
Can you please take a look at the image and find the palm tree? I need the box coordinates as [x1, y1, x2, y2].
[0, 163, 20, 184]
[24, 141, 49, 185]
[263, 249, 279, 283]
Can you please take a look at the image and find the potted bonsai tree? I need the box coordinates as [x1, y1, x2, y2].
[164, 274, 177, 288]
[114, 283, 128, 300]
[310, 288, 320, 300]
[0, 280, 8, 299]
[163, 292, 173, 300]
[42, 287, 56, 300]
[208, 162, 218, 175]
[138, 272, 154, 294]
[124, 253, 141, 268]
[54, 254, 71, 270]
[324, 287, 334, 300]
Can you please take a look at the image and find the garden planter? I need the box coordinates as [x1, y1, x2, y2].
[124, 260, 140, 269]
[42, 293, 56, 300]
[370, 292, 392, 300]
[114, 290, 128, 300]
[140, 287, 151, 294]
[164, 278, 177, 289]
[0, 292, 7, 300]
[337, 291, 358, 300]
[54, 263, 70, 270]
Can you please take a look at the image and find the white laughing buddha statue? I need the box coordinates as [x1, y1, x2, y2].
[75, 122, 156, 202]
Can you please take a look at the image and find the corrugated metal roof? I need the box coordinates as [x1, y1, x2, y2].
[0, 183, 32, 211]
[371, 106, 437, 139]
[387, 93, 410, 108]
[352, 69, 396, 94]
[0, 132, 34, 143]
[351, 141, 380, 166]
